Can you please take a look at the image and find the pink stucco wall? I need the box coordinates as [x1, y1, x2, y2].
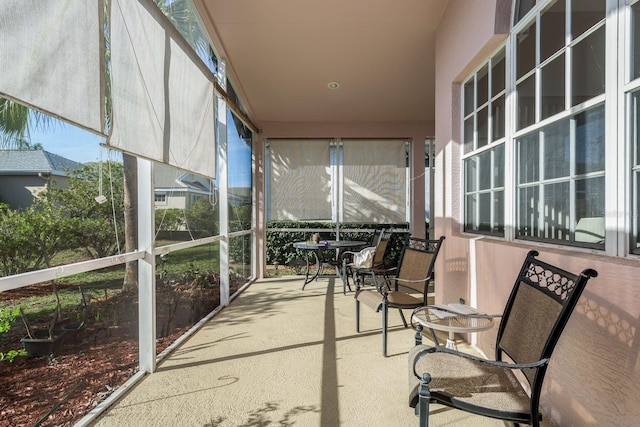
[433, 1, 640, 425]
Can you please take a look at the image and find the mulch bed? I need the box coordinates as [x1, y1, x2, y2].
[0, 282, 220, 427]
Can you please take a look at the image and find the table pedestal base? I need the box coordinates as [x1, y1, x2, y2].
[445, 335, 457, 350]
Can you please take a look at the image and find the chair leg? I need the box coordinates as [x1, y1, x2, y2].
[342, 260, 351, 294]
[356, 298, 361, 333]
[398, 309, 408, 328]
[417, 373, 432, 427]
[382, 301, 388, 357]
[429, 328, 440, 346]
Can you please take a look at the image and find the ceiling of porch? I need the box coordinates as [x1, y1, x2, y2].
[194, 0, 449, 128]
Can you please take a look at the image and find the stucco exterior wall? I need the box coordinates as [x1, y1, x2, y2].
[0, 175, 67, 210]
[433, 1, 640, 425]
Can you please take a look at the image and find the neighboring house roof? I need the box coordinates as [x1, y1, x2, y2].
[153, 164, 250, 205]
[0, 149, 81, 176]
[154, 163, 213, 194]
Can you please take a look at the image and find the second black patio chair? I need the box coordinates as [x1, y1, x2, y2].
[342, 228, 393, 293]
[408, 250, 598, 427]
[355, 236, 445, 356]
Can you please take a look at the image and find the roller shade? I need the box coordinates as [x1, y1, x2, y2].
[268, 139, 332, 221]
[0, 0, 103, 133]
[342, 139, 407, 223]
[109, 0, 216, 178]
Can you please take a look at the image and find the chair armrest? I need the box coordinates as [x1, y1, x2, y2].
[341, 250, 360, 256]
[340, 251, 358, 262]
[379, 276, 432, 294]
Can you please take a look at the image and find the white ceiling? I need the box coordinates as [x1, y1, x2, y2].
[194, 0, 449, 127]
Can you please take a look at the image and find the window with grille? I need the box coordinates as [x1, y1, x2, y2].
[462, 48, 506, 236]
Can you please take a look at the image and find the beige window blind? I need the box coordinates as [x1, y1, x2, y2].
[0, 0, 103, 133]
[342, 139, 407, 223]
[109, 0, 216, 178]
[268, 139, 332, 221]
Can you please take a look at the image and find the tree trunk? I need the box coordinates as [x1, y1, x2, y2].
[122, 153, 138, 291]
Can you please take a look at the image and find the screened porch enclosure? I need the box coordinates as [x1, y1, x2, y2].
[3, 0, 636, 426]
[0, 1, 254, 424]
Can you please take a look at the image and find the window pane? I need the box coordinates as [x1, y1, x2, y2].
[632, 2, 640, 80]
[571, 0, 605, 41]
[634, 92, 640, 252]
[479, 150, 491, 190]
[464, 80, 474, 116]
[491, 49, 506, 97]
[228, 111, 253, 232]
[575, 177, 605, 244]
[634, 92, 640, 166]
[479, 192, 491, 231]
[464, 116, 474, 154]
[518, 132, 540, 183]
[540, 0, 566, 62]
[515, 0, 537, 25]
[518, 185, 539, 237]
[492, 94, 506, 141]
[494, 144, 505, 187]
[477, 65, 489, 106]
[464, 146, 504, 237]
[575, 104, 605, 174]
[477, 106, 489, 148]
[154, 163, 218, 244]
[229, 234, 252, 295]
[634, 171, 640, 251]
[544, 181, 571, 241]
[572, 25, 605, 106]
[517, 75, 536, 130]
[541, 53, 565, 120]
[543, 119, 570, 180]
[517, 22, 537, 79]
[465, 194, 477, 231]
[494, 190, 505, 233]
[465, 157, 478, 192]
[157, 243, 221, 350]
[2, 267, 139, 421]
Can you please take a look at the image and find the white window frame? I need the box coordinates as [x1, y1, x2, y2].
[507, 0, 613, 253]
[462, 0, 623, 253]
[624, 0, 640, 256]
[461, 47, 508, 237]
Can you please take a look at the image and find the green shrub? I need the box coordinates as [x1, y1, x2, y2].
[155, 208, 185, 232]
[265, 221, 409, 268]
[0, 202, 72, 275]
[0, 307, 27, 363]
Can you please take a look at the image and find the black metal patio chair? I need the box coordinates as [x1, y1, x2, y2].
[341, 228, 393, 293]
[356, 236, 445, 356]
[408, 250, 598, 427]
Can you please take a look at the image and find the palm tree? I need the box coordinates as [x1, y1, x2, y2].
[0, 99, 42, 147]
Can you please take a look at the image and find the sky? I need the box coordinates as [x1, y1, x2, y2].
[28, 117, 252, 188]
[29, 120, 105, 164]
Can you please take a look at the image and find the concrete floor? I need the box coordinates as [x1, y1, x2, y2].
[89, 276, 523, 427]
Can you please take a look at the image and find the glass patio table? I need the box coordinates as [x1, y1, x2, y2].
[293, 240, 366, 290]
[412, 303, 496, 349]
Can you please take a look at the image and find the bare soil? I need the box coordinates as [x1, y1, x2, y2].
[0, 281, 222, 427]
